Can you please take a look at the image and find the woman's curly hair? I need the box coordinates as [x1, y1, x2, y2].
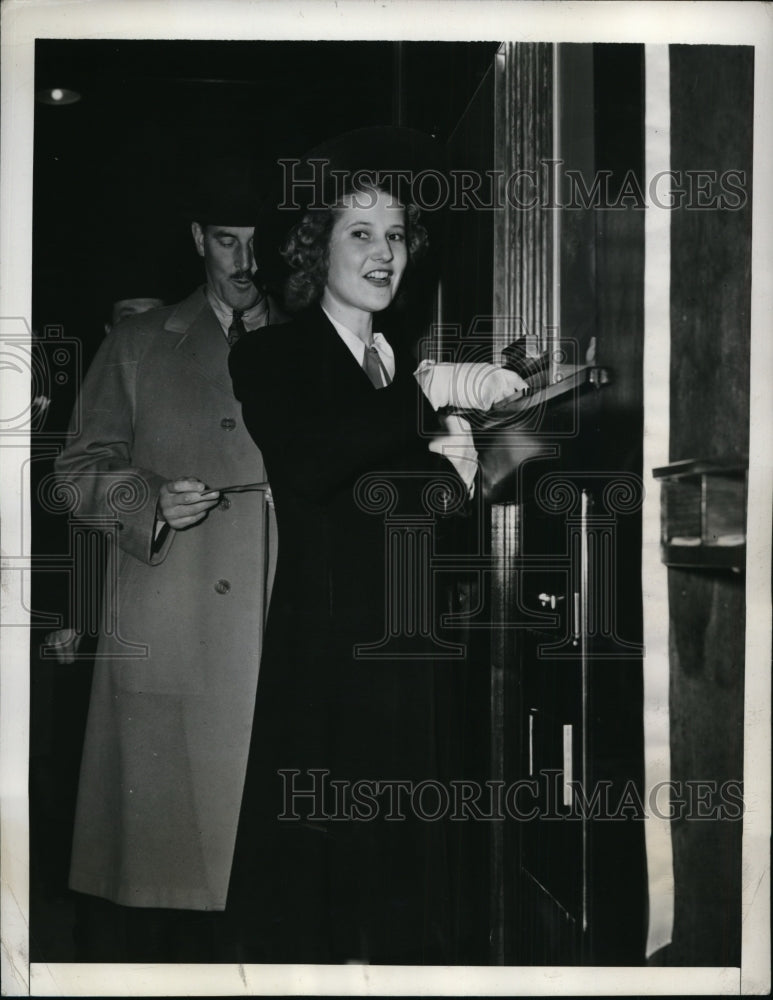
[280, 193, 429, 313]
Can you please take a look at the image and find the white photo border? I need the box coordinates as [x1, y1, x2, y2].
[1, 1, 770, 995]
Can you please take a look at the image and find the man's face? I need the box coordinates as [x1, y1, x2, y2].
[191, 222, 259, 310]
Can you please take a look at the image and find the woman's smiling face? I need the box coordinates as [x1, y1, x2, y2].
[321, 186, 408, 322]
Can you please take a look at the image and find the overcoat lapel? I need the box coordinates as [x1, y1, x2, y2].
[165, 286, 286, 396]
[165, 287, 233, 395]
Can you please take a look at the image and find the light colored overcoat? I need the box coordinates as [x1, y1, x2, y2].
[55, 287, 279, 909]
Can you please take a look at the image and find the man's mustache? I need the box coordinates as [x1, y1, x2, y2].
[231, 271, 254, 282]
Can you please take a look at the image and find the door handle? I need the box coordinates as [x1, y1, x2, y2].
[572, 591, 580, 646]
[563, 723, 573, 806]
[537, 592, 565, 610]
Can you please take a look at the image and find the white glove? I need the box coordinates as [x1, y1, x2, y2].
[414, 360, 529, 411]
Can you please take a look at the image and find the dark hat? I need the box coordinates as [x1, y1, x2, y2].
[254, 126, 445, 287]
[284, 125, 444, 203]
[183, 155, 272, 227]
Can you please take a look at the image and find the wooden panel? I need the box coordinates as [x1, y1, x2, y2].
[664, 44, 753, 967]
[670, 45, 753, 462]
[667, 568, 745, 966]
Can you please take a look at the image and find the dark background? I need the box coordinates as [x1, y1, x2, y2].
[33, 39, 499, 363]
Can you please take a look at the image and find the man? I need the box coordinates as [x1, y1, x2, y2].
[55, 158, 283, 960]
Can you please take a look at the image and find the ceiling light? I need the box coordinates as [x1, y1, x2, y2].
[36, 87, 81, 106]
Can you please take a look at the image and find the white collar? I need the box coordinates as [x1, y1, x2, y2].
[321, 307, 394, 372]
[206, 285, 268, 337]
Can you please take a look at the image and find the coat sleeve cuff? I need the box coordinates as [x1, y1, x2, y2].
[115, 470, 176, 566]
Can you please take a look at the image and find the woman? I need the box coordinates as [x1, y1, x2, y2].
[226, 133, 479, 965]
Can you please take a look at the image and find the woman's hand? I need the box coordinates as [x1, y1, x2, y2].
[157, 478, 220, 530]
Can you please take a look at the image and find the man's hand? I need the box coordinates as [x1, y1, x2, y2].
[157, 478, 220, 530]
[42, 627, 82, 665]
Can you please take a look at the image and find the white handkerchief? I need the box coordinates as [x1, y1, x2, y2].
[414, 360, 528, 411]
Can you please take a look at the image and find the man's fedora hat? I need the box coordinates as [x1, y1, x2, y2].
[182, 155, 272, 227]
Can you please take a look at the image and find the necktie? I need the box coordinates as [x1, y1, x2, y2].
[362, 344, 390, 388]
[227, 308, 247, 347]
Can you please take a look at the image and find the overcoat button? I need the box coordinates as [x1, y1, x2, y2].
[218, 496, 232, 510]
[117, 522, 124, 531]
[220, 417, 236, 430]
[214, 579, 231, 595]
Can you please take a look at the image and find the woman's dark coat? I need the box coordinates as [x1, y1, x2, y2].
[226, 305, 471, 963]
